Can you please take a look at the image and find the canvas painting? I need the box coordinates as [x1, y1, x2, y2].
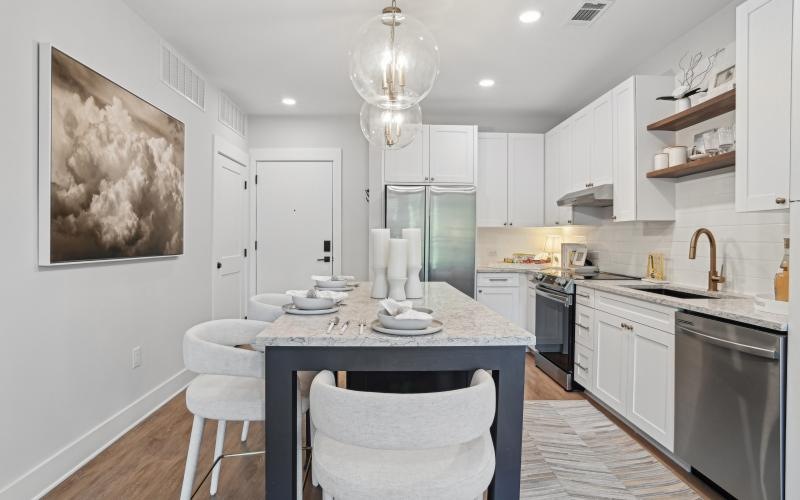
[40, 45, 185, 265]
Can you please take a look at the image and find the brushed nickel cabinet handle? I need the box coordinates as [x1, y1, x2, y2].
[576, 323, 589, 330]
[576, 292, 590, 299]
[575, 362, 588, 370]
[776, 197, 787, 204]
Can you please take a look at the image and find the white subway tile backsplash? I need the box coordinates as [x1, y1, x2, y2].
[477, 174, 788, 296]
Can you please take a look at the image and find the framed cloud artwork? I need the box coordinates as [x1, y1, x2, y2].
[38, 44, 185, 266]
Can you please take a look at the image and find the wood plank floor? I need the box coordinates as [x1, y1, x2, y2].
[47, 354, 722, 499]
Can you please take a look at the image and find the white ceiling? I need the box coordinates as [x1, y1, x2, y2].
[125, 0, 731, 124]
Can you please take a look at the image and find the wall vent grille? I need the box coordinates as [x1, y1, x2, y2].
[567, 1, 613, 26]
[219, 92, 247, 137]
[160, 43, 206, 110]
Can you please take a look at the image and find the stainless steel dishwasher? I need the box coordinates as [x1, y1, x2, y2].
[675, 311, 786, 500]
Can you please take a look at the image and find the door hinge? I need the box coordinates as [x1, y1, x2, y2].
[243, 248, 248, 258]
[244, 180, 248, 190]
[254, 240, 258, 250]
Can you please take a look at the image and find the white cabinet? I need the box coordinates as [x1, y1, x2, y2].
[570, 109, 593, 193]
[593, 310, 630, 415]
[589, 298, 676, 452]
[477, 133, 544, 227]
[384, 125, 477, 184]
[557, 122, 574, 225]
[544, 129, 561, 226]
[590, 92, 614, 186]
[526, 283, 537, 339]
[793, 0, 800, 202]
[574, 343, 594, 390]
[611, 76, 675, 222]
[428, 125, 476, 184]
[736, 0, 793, 212]
[627, 322, 675, 450]
[575, 304, 594, 349]
[508, 134, 545, 227]
[477, 133, 509, 227]
[476, 273, 526, 328]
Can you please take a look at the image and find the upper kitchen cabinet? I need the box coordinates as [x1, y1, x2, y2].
[569, 92, 613, 192]
[611, 75, 675, 222]
[477, 133, 544, 227]
[735, 0, 793, 211]
[383, 125, 477, 184]
[794, 0, 800, 202]
[428, 125, 477, 184]
[544, 129, 561, 226]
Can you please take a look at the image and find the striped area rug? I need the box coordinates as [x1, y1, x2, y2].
[521, 400, 700, 499]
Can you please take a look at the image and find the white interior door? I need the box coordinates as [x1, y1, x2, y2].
[212, 152, 248, 319]
[257, 161, 334, 293]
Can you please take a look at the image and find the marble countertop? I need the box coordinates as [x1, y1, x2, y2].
[575, 280, 789, 332]
[476, 264, 548, 274]
[255, 282, 534, 347]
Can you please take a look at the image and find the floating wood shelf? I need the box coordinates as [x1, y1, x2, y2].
[647, 89, 736, 131]
[647, 151, 735, 179]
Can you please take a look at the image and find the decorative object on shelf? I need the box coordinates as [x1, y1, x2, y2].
[657, 48, 725, 112]
[359, 101, 422, 149]
[371, 229, 390, 298]
[717, 126, 735, 153]
[38, 44, 185, 266]
[544, 235, 562, 265]
[646, 151, 735, 179]
[665, 146, 688, 167]
[704, 64, 736, 100]
[703, 130, 720, 156]
[402, 228, 423, 298]
[349, 0, 439, 109]
[387, 238, 409, 301]
[653, 152, 669, 170]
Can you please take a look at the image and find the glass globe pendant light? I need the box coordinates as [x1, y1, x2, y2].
[360, 101, 422, 149]
[349, 0, 440, 110]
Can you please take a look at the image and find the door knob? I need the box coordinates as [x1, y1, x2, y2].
[317, 256, 331, 263]
[776, 197, 787, 205]
[216, 262, 222, 269]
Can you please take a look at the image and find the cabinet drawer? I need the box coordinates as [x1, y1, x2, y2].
[574, 343, 593, 389]
[575, 286, 595, 307]
[476, 273, 520, 287]
[595, 291, 675, 333]
[575, 304, 595, 349]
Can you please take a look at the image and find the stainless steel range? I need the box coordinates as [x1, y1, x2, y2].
[532, 268, 638, 390]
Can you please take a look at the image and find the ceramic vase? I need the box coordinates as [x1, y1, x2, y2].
[676, 97, 691, 113]
[370, 229, 390, 298]
[402, 228, 423, 298]
[387, 238, 408, 301]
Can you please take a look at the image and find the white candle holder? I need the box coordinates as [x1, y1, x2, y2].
[402, 228, 423, 299]
[388, 276, 407, 301]
[371, 229, 390, 299]
[387, 238, 408, 301]
[405, 264, 423, 299]
[372, 267, 388, 299]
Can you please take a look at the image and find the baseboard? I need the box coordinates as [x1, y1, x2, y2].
[0, 369, 195, 500]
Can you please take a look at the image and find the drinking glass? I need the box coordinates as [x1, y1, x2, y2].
[703, 130, 720, 156]
[717, 126, 734, 153]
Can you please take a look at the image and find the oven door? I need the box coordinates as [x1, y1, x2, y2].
[534, 286, 575, 373]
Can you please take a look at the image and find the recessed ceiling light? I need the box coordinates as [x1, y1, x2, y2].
[478, 79, 495, 88]
[519, 10, 542, 23]
[281, 97, 296, 106]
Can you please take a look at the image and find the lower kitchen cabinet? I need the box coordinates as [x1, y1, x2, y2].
[573, 343, 593, 389]
[593, 310, 630, 415]
[476, 273, 526, 328]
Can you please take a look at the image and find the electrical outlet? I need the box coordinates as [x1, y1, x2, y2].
[132, 346, 142, 369]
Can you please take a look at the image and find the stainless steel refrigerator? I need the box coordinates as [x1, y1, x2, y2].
[385, 185, 476, 297]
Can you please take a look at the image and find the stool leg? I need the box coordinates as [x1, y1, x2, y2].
[210, 420, 226, 495]
[241, 420, 250, 442]
[180, 415, 205, 500]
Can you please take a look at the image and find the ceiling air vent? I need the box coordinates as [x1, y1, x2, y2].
[219, 92, 247, 138]
[567, 1, 614, 26]
[161, 42, 206, 110]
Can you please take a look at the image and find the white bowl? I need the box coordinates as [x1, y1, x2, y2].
[316, 280, 347, 289]
[292, 295, 336, 310]
[377, 308, 433, 330]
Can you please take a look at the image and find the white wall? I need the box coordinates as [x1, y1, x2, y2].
[0, 1, 246, 497]
[247, 115, 370, 280]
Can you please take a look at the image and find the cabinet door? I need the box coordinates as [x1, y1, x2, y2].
[612, 78, 636, 222]
[593, 310, 629, 415]
[544, 130, 561, 226]
[627, 322, 675, 451]
[557, 122, 574, 224]
[570, 109, 592, 192]
[736, 0, 793, 211]
[476, 286, 519, 323]
[428, 125, 475, 183]
[477, 133, 509, 227]
[590, 92, 613, 186]
[574, 343, 594, 391]
[526, 285, 537, 339]
[384, 126, 428, 183]
[508, 133, 545, 227]
[575, 304, 594, 349]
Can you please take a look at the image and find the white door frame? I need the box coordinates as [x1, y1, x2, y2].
[249, 147, 342, 298]
[212, 135, 250, 318]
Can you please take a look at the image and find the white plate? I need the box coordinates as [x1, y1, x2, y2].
[370, 319, 443, 336]
[282, 304, 340, 315]
[315, 286, 354, 292]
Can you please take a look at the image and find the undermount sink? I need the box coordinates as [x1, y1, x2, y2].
[628, 286, 720, 300]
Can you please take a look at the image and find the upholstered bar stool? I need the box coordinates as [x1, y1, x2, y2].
[310, 369, 496, 500]
[180, 319, 311, 500]
[248, 293, 292, 322]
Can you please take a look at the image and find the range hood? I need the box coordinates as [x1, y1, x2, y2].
[557, 184, 613, 207]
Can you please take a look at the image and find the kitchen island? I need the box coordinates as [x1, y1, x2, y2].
[255, 281, 533, 499]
